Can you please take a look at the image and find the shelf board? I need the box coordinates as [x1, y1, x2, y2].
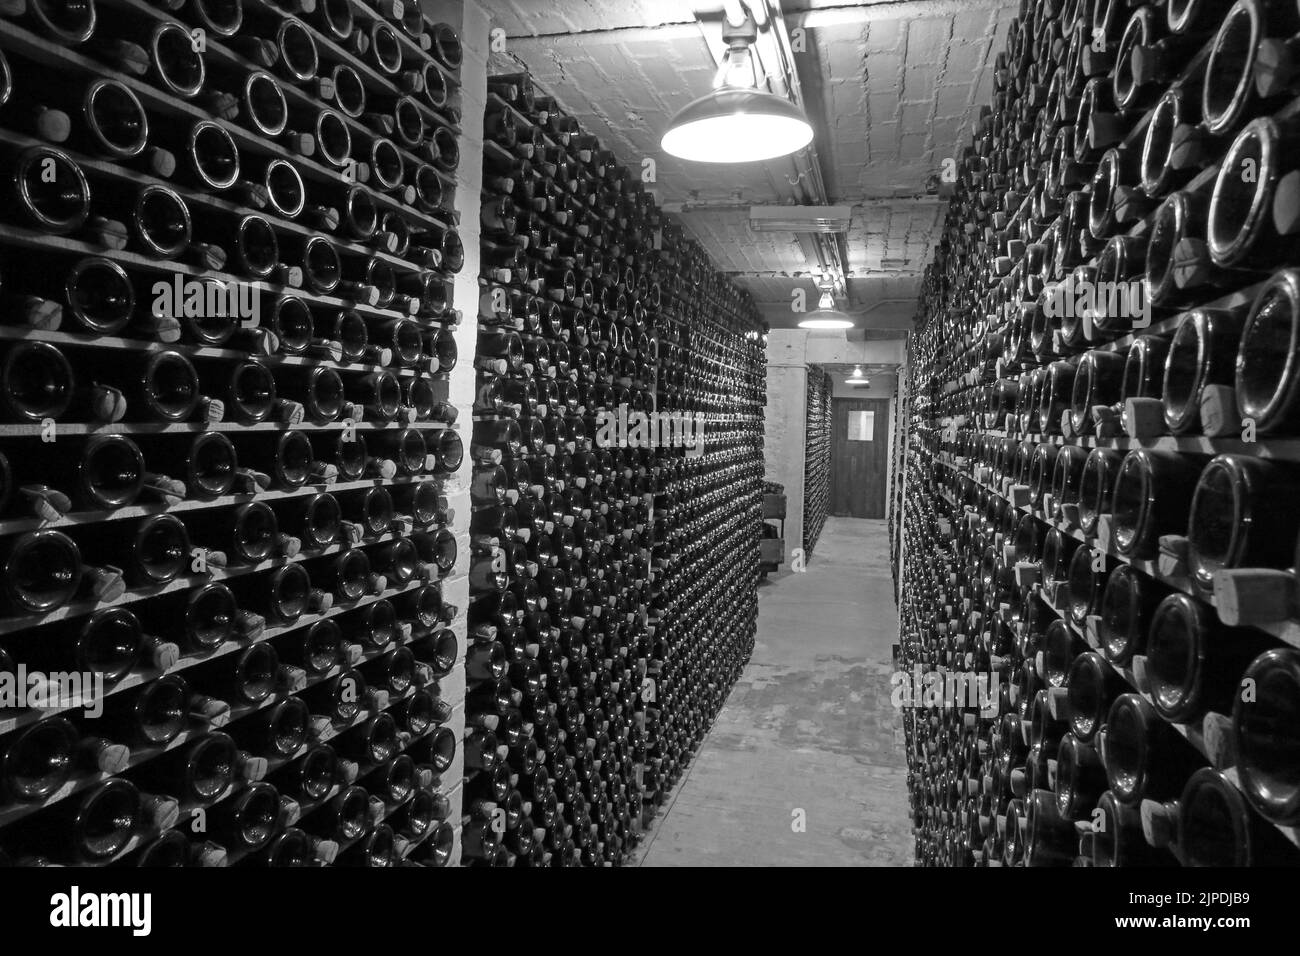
[0, 529, 422, 634]
[976, 426, 1300, 466]
[0, 475, 429, 538]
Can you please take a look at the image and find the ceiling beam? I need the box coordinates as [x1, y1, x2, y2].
[664, 194, 941, 213]
[503, 22, 704, 47]
[849, 195, 944, 208]
[789, 0, 1011, 28]
[815, 361, 901, 370]
[765, 314, 913, 331]
[727, 271, 925, 278]
[755, 296, 918, 312]
[501, 0, 1012, 45]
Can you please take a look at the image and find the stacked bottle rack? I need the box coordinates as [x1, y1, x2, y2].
[462, 72, 765, 866]
[0, 0, 470, 867]
[899, 0, 1300, 867]
[803, 363, 831, 558]
[889, 366, 909, 599]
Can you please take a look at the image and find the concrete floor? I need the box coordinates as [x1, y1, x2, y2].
[637, 517, 914, 867]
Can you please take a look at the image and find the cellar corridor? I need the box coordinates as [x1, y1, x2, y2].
[637, 518, 912, 867]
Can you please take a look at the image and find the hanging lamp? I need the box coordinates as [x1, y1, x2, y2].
[660, 6, 813, 164]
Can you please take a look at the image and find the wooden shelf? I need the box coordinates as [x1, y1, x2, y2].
[0, 413, 451, 437]
[976, 426, 1300, 466]
[0, 324, 452, 384]
[0, 220, 433, 327]
[0, 475, 430, 538]
[0, 530, 412, 633]
[0, 574, 466, 736]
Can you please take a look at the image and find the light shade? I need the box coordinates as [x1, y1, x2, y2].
[797, 311, 853, 330]
[661, 88, 814, 163]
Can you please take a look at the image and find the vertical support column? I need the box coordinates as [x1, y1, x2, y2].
[423, 0, 488, 868]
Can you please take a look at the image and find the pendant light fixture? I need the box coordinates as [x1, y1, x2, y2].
[847, 365, 869, 385]
[660, 3, 814, 164]
[797, 282, 853, 330]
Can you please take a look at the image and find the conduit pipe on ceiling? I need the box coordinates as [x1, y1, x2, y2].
[744, 0, 848, 294]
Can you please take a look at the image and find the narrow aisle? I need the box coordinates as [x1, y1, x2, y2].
[639, 517, 913, 866]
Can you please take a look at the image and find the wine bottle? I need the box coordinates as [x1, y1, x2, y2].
[205, 780, 286, 855]
[1109, 450, 1206, 558]
[0, 529, 83, 614]
[89, 673, 193, 747]
[1091, 789, 1176, 866]
[277, 742, 340, 805]
[187, 642, 287, 708]
[129, 731, 240, 806]
[82, 513, 191, 585]
[1200, 0, 1300, 138]
[1232, 647, 1300, 825]
[1145, 593, 1278, 722]
[2, 717, 80, 802]
[141, 582, 245, 654]
[1187, 454, 1300, 596]
[18, 0, 98, 43]
[57, 778, 141, 863]
[1158, 767, 1300, 865]
[0, 342, 75, 422]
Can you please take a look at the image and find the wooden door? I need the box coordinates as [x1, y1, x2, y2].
[831, 398, 889, 518]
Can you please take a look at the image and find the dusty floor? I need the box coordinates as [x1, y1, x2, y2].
[637, 517, 914, 866]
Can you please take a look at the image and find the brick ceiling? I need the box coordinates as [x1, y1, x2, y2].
[480, 0, 1019, 330]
